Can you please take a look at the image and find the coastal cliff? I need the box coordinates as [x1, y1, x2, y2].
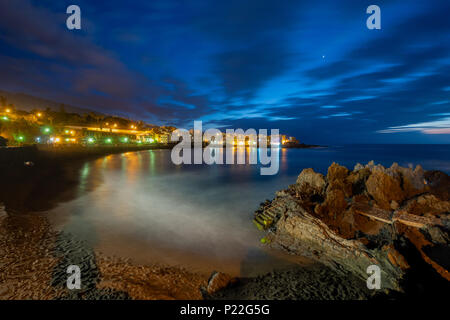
[253, 161, 450, 295]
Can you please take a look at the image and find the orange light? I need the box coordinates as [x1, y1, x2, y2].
[37, 113, 42, 117]
[114, 124, 118, 128]
[5, 109, 11, 113]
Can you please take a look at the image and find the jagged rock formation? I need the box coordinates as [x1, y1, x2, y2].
[254, 162, 450, 292]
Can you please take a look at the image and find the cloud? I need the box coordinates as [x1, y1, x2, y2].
[212, 42, 290, 99]
[320, 105, 341, 109]
[0, 0, 449, 144]
[339, 96, 377, 102]
[194, 0, 302, 100]
[378, 117, 450, 134]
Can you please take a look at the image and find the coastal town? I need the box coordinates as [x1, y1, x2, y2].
[0, 103, 300, 148]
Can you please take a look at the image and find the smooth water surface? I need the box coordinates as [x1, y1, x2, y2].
[13, 144, 450, 275]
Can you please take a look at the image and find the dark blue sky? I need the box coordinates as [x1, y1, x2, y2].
[0, 0, 449, 144]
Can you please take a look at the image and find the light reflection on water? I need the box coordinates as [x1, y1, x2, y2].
[47, 148, 296, 276]
[45, 145, 450, 276]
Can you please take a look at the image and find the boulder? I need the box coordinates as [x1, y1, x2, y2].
[295, 168, 326, 197]
[326, 163, 352, 198]
[424, 170, 450, 200]
[347, 168, 371, 195]
[327, 162, 349, 181]
[315, 189, 348, 220]
[396, 164, 427, 198]
[266, 194, 404, 290]
[366, 168, 405, 210]
[400, 194, 450, 217]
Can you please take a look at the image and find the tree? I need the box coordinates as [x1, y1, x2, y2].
[0, 136, 7, 146]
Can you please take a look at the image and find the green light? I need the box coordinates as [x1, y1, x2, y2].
[65, 138, 70, 142]
[2, 116, 8, 121]
[149, 138, 154, 143]
[137, 140, 142, 144]
[43, 127, 51, 133]
[105, 138, 112, 143]
[122, 137, 129, 143]
[17, 136, 24, 141]
[65, 130, 69, 134]
[87, 138, 95, 143]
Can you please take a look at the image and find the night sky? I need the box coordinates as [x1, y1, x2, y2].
[0, 0, 449, 144]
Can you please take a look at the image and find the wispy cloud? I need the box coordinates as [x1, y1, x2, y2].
[339, 96, 377, 102]
[320, 105, 341, 109]
[378, 117, 450, 134]
[0, 0, 449, 143]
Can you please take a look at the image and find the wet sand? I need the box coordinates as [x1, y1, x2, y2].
[0, 211, 208, 300]
[208, 266, 377, 300]
[0, 210, 379, 300]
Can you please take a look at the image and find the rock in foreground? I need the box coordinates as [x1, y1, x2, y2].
[254, 162, 450, 294]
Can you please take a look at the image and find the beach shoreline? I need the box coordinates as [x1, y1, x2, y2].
[0, 210, 209, 300]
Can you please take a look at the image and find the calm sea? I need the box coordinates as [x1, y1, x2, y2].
[11, 144, 450, 275]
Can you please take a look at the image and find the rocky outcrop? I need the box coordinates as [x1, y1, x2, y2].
[254, 162, 450, 292]
[200, 271, 238, 298]
[295, 168, 326, 197]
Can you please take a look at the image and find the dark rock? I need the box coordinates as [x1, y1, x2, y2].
[255, 161, 450, 293]
[348, 168, 371, 195]
[424, 170, 450, 200]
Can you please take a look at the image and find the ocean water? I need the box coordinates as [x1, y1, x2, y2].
[5, 144, 450, 276]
